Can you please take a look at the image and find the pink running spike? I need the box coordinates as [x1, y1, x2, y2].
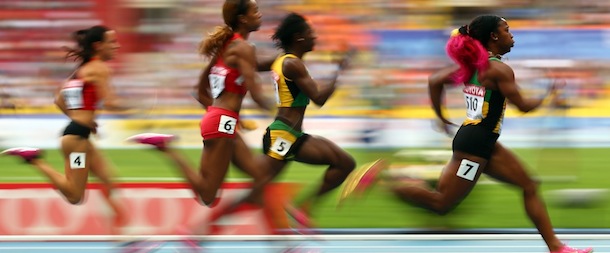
[1, 147, 41, 162]
[354, 159, 388, 194]
[126, 133, 175, 149]
[285, 204, 311, 230]
[550, 245, 594, 253]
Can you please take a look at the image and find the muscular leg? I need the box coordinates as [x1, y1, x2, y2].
[89, 145, 126, 233]
[231, 134, 270, 205]
[29, 136, 91, 204]
[392, 151, 487, 215]
[195, 138, 234, 205]
[484, 142, 563, 251]
[154, 138, 233, 206]
[294, 135, 356, 209]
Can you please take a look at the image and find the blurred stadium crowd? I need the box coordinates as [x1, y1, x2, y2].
[1, 0, 610, 115]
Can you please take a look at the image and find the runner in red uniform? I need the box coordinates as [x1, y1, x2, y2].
[128, 0, 273, 208]
[2, 25, 129, 233]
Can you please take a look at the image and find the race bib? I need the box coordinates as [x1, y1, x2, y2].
[209, 74, 226, 99]
[69, 152, 86, 169]
[218, 115, 237, 134]
[271, 71, 281, 105]
[209, 66, 228, 99]
[61, 80, 85, 109]
[270, 137, 293, 156]
[456, 159, 479, 181]
[463, 84, 485, 120]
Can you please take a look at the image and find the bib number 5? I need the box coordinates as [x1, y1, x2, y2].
[270, 137, 293, 156]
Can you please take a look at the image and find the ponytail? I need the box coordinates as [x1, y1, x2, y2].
[63, 25, 109, 65]
[199, 25, 233, 58]
[445, 25, 489, 84]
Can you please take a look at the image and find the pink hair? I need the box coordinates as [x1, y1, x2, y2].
[445, 34, 489, 84]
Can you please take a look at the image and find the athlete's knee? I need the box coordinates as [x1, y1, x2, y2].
[195, 188, 222, 208]
[65, 192, 85, 205]
[430, 193, 458, 216]
[521, 178, 540, 195]
[340, 153, 356, 173]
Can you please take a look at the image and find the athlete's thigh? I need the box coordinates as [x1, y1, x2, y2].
[484, 142, 534, 188]
[200, 138, 234, 189]
[294, 135, 348, 165]
[436, 151, 488, 203]
[232, 134, 263, 178]
[60, 135, 91, 188]
[88, 144, 115, 185]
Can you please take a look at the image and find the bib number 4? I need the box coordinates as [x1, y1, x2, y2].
[69, 152, 86, 169]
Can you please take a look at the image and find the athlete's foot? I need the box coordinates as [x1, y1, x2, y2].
[175, 226, 202, 253]
[1, 147, 42, 163]
[285, 204, 313, 232]
[126, 133, 175, 150]
[119, 240, 164, 253]
[338, 159, 388, 204]
[550, 245, 593, 253]
[354, 159, 388, 195]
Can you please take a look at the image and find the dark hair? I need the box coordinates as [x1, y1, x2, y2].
[272, 12, 310, 50]
[446, 15, 503, 83]
[199, 0, 250, 58]
[64, 25, 110, 64]
[464, 15, 503, 47]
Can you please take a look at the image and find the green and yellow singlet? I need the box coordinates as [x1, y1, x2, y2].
[461, 57, 507, 134]
[270, 54, 310, 107]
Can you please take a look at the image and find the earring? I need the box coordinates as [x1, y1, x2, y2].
[297, 38, 305, 41]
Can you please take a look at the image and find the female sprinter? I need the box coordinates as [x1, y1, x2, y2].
[128, 0, 274, 208]
[237, 12, 360, 227]
[352, 15, 591, 253]
[1, 25, 128, 232]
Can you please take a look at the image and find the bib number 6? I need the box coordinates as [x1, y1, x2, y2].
[218, 115, 237, 134]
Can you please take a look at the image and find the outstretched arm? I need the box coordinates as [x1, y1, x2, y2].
[493, 62, 557, 113]
[428, 65, 459, 124]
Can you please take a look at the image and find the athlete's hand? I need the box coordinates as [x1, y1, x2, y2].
[238, 119, 258, 132]
[433, 118, 458, 137]
[548, 78, 565, 96]
[336, 47, 356, 71]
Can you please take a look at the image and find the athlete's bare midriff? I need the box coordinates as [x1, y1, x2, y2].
[276, 106, 306, 131]
[212, 91, 244, 113]
[68, 110, 97, 129]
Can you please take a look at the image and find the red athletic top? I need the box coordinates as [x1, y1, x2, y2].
[61, 78, 98, 110]
[208, 33, 247, 98]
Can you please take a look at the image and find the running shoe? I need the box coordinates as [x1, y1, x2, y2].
[285, 204, 312, 231]
[126, 133, 175, 150]
[550, 245, 593, 253]
[1, 147, 41, 162]
[338, 159, 388, 205]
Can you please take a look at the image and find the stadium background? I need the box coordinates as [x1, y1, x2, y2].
[1, 0, 610, 236]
